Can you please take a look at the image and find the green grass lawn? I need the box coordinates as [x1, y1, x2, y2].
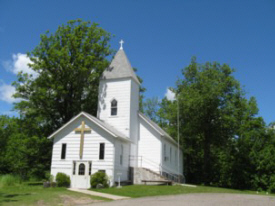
[0, 183, 109, 206]
[91, 184, 273, 198]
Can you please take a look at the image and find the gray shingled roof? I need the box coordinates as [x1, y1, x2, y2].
[101, 49, 140, 84]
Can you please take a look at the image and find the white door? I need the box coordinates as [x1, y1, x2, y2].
[71, 161, 91, 189]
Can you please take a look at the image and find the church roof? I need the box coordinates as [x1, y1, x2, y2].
[82, 112, 129, 140]
[101, 49, 140, 84]
[138, 112, 178, 146]
[48, 112, 130, 141]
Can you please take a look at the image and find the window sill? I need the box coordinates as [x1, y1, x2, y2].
[109, 116, 119, 118]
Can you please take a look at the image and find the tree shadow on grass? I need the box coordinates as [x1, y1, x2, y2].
[0, 192, 31, 203]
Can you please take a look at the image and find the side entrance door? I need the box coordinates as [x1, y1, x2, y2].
[71, 161, 91, 189]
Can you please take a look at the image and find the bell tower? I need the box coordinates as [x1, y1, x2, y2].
[97, 41, 140, 156]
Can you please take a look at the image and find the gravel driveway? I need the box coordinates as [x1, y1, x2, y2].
[91, 193, 275, 206]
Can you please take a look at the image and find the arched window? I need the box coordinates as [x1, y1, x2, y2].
[111, 99, 117, 116]
[78, 163, 85, 175]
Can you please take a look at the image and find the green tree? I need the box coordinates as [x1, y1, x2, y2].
[13, 19, 113, 135]
[160, 57, 250, 185]
[8, 19, 146, 180]
[0, 115, 51, 179]
[0, 115, 14, 174]
[143, 97, 160, 122]
[158, 58, 275, 191]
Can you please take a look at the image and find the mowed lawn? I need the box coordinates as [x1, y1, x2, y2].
[0, 183, 109, 206]
[91, 184, 273, 198]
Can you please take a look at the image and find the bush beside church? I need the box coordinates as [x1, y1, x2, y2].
[90, 171, 109, 189]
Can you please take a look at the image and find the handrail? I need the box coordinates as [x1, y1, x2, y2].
[129, 155, 180, 175]
[129, 155, 159, 168]
[129, 155, 185, 183]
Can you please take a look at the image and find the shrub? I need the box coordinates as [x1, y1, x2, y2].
[90, 171, 109, 188]
[45, 171, 54, 182]
[0, 174, 21, 187]
[56, 173, 70, 187]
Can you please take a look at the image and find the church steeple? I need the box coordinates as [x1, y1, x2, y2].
[101, 41, 140, 85]
[97, 41, 140, 142]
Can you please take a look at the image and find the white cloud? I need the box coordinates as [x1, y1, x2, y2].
[165, 88, 176, 101]
[3, 53, 38, 77]
[0, 83, 20, 104]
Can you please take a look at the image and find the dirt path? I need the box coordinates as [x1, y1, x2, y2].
[90, 193, 275, 206]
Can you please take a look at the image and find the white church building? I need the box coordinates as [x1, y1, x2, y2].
[49, 42, 184, 188]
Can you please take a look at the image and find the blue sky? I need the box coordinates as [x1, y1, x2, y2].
[0, 0, 274, 124]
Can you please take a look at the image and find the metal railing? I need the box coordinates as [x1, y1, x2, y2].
[129, 155, 185, 183]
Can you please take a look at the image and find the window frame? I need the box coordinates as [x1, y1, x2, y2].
[88, 161, 92, 175]
[120, 144, 123, 165]
[175, 150, 177, 165]
[99, 143, 105, 160]
[111, 99, 118, 116]
[163, 144, 166, 161]
[73, 161, 76, 175]
[61, 143, 67, 160]
[78, 163, 85, 175]
[170, 147, 172, 163]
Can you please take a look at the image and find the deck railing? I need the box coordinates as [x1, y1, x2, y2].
[129, 155, 185, 183]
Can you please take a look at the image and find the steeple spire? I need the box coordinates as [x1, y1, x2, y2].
[101, 45, 140, 85]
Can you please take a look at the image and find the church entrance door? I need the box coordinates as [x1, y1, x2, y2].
[71, 161, 91, 189]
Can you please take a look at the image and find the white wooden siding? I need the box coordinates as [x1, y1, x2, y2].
[114, 140, 130, 182]
[129, 80, 140, 161]
[138, 117, 162, 172]
[161, 137, 183, 175]
[50, 115, 115, 184]
[97, 79, 131, 138]
[138, 116, 183, 175]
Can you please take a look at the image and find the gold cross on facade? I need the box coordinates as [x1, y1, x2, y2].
[74, 121, 91, 159]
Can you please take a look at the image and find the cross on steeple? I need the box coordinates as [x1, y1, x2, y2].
[74, 121, 91, 159]
[119, 39, 124, 50]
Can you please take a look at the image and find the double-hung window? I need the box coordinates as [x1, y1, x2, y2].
[61, 143, 67, 159]
[111, 99, 117, 116]
[99, 143, 105, 160]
